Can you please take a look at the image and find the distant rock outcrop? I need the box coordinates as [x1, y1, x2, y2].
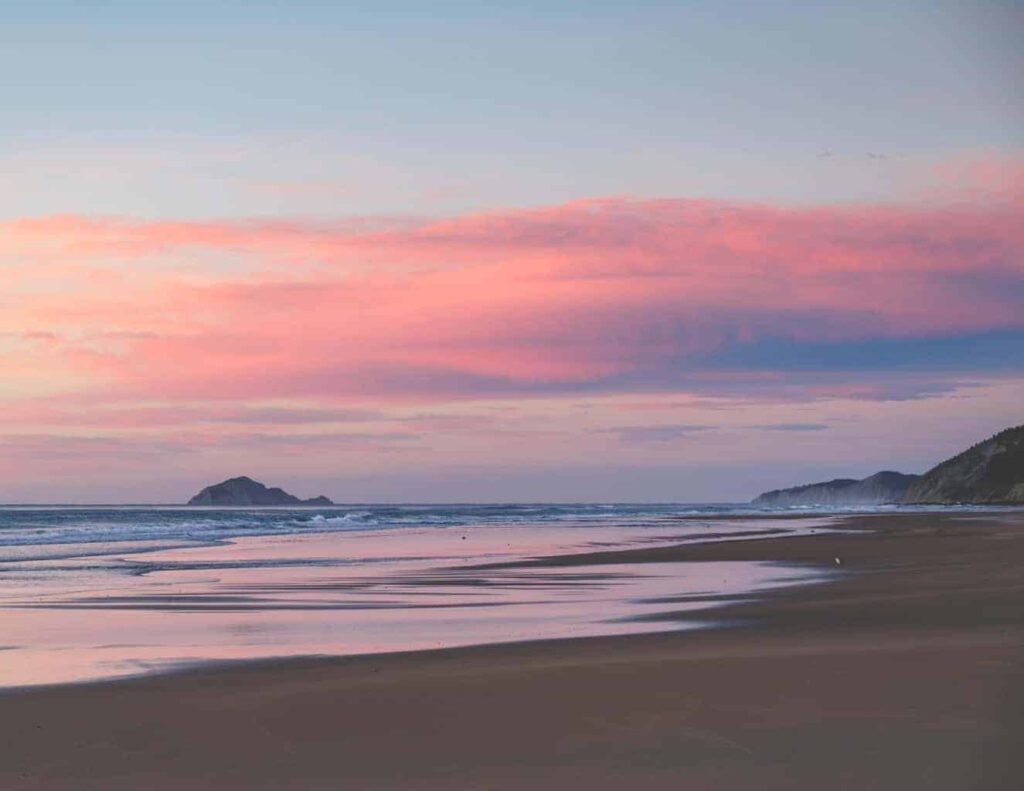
[903, 426, 1024, 504]
[753, 471, 920, 507]
[187, 476, 334, 506]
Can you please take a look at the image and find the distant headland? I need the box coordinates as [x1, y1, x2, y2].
[753, 424, 1024, 506]
[187, 476, 334, 506]
[753, 471, 919, 507]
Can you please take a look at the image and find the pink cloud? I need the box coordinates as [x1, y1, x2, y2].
[921, 151, 1024, 207]
[1, 184, 1022, 411]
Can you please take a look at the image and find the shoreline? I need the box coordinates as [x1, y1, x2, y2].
[3, 510, 1022, 789]
[0, 510, 836, 689]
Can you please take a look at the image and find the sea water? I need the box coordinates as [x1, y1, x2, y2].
[0, 502, 959, 687]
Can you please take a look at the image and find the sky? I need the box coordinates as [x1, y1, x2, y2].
[1, 1, 1022, 502]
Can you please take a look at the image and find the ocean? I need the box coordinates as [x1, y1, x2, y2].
[0, 502, 971, 688]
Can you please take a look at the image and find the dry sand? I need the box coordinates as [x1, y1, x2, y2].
[2, 511, 1022, 790]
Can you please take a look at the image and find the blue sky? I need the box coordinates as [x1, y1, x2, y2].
[2, 1, 1020, 218]
[0, 1, 1021, 501]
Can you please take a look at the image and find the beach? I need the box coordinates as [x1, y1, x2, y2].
[3, 510, 1022, 790]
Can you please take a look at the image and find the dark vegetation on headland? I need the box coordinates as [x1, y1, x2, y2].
[905, 425, 1024, 504]
[754, 424, 1024, 506]
[187, 476, 334, 506]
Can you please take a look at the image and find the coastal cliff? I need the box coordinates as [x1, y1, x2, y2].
[753, 471, 919, 506]
[903, 425, 1024, 504]
[188, 476, 334, 506]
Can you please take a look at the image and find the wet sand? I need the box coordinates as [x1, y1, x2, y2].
[2, 511, 1022, 790]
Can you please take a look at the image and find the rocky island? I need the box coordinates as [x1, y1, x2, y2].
[187, 476, 334, 506]
[753, 424, 1024, 506]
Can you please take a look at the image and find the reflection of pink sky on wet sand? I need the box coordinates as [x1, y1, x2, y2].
[0, 520, 832, 687]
